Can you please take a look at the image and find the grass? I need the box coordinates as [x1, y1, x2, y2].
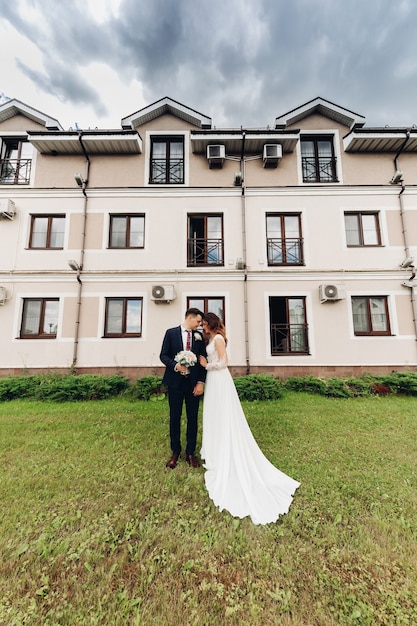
[0, 393, 416, 625]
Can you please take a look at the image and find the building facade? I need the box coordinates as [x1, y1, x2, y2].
[0, 96, 416, 379]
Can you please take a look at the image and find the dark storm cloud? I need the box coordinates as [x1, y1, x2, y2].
[15, 59, 108, 117]
[3, 0, 417, 127]
[110, 0, 417, 126]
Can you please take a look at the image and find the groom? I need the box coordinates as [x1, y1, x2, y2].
[160, 308, 207, 469]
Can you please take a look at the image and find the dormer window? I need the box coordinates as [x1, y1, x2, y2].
[300, 136, 338, 183]
[0, 138, 32, 185]
[150, 136, 184, 184]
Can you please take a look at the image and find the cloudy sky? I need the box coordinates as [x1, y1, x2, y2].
[1, 0, 417, 131]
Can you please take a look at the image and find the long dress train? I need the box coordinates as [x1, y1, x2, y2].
[201, 335, 300, 525]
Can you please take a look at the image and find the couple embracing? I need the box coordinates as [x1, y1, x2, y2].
[160, 308, 300, 525]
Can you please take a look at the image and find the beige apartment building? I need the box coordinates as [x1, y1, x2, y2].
[0, 96, 416, 379]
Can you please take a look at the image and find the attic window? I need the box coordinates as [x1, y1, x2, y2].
[149, 136, 184, 184]
[300, 136, 338, 183]
[0, 138, 32, 185]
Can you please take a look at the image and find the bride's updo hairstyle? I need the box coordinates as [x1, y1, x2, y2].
[204, 312, 228, 345]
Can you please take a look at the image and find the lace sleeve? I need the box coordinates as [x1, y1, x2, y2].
[206, 357, 228, 370]
[206, 335, 228, 370]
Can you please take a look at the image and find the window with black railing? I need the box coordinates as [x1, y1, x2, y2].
[0, 139, 32, 185]
[266, 214, 303, 265]
[269, 296, 309, 355]
[150, 136, 184, 184]
[301, 136, 338, 183]
[188, 214, 224, 266]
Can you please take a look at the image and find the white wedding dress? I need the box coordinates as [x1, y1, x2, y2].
[201, 335, 300, 525]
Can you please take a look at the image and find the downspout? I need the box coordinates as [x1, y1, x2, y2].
[78, 132, 90, 272]
[71, 132, 90, 370]
[240, 129, 250, 374]
[394, 130, 417, 347]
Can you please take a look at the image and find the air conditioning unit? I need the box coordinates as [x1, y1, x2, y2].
[207, 144, 225, 168]
[0, 199, 16, 220]
[319, 284, 346, 303]
[263, 144, 282, 168]
[0, 286, 6, 305]
[151, 284, 176, 303]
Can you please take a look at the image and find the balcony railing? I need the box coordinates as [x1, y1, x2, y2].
[301, 156, 337, 183]
[150, 158, 184, 184]
[187, 238, 224, 266]
[0, 159, 32, 184]
[267, 238, 304, 265]
[270, 323, 309, 354]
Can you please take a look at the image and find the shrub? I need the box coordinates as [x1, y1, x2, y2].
[233, 374, 283, 401]
[322, 377, 353, 398]
[371, 383, 393, 396]
[379, 372, 417, 396]
[0, 374, 130, 402]
[131, 376, 166, 400]
[284, 375, 327, 395]
[343, 377, 373, 397]
[34, 374, 130, 402]
[0, 375, 44, 401]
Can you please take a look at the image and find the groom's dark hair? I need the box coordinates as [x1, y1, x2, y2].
[185, 307, 204, 319]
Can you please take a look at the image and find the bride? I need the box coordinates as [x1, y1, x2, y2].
[199, 312, 300, 525]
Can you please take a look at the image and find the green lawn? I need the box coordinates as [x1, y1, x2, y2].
[0, 393, 416, 625]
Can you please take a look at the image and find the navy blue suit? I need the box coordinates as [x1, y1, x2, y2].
[160, 326, 207, 456]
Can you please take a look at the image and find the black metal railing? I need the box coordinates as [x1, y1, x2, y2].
[187, 238, 224, 266]
[0, 159, 32, 184]
[267, 238, 304, 265]
[301, 156, 337, 183]
[150, 158, 184, 184]
[270, 323, 309, 354]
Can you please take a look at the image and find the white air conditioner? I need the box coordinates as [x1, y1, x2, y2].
[207, 144, 225, 168]
[0, 199, 16, 220]
[151, 284, 176, 303]
[263, 144, 282, 168]
[319, 284, 346, 303]
[0, 286, 6, 305]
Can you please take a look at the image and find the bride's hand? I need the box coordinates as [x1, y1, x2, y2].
[199, 355, 207, 368]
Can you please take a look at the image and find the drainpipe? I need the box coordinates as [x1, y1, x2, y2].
[71, 132, 90, 370]
[77, 132, 90, 271]
[394, 130, 417, 347]
[239, 130, 250, 374]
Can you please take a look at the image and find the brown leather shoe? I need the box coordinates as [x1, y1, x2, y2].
[166, 453, 180, 469]
[186, 454, 200, 468]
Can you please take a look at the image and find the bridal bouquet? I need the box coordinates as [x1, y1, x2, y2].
[175, 350, 197, 368]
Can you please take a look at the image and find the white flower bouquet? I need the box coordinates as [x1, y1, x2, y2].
[175, 350, 197, 368]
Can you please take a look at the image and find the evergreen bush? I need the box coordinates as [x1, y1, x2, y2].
[0, 375, 44, 401]
[284, 375, 327, 394]
[131, 376, 166, 400]
[379, 372, 417, 396]
[34, 374, 130, 401]
[0, 371, 417, 402]
[233, 374, 283, 401]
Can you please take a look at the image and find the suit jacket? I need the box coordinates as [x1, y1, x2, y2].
[160, 326, 207, 389]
